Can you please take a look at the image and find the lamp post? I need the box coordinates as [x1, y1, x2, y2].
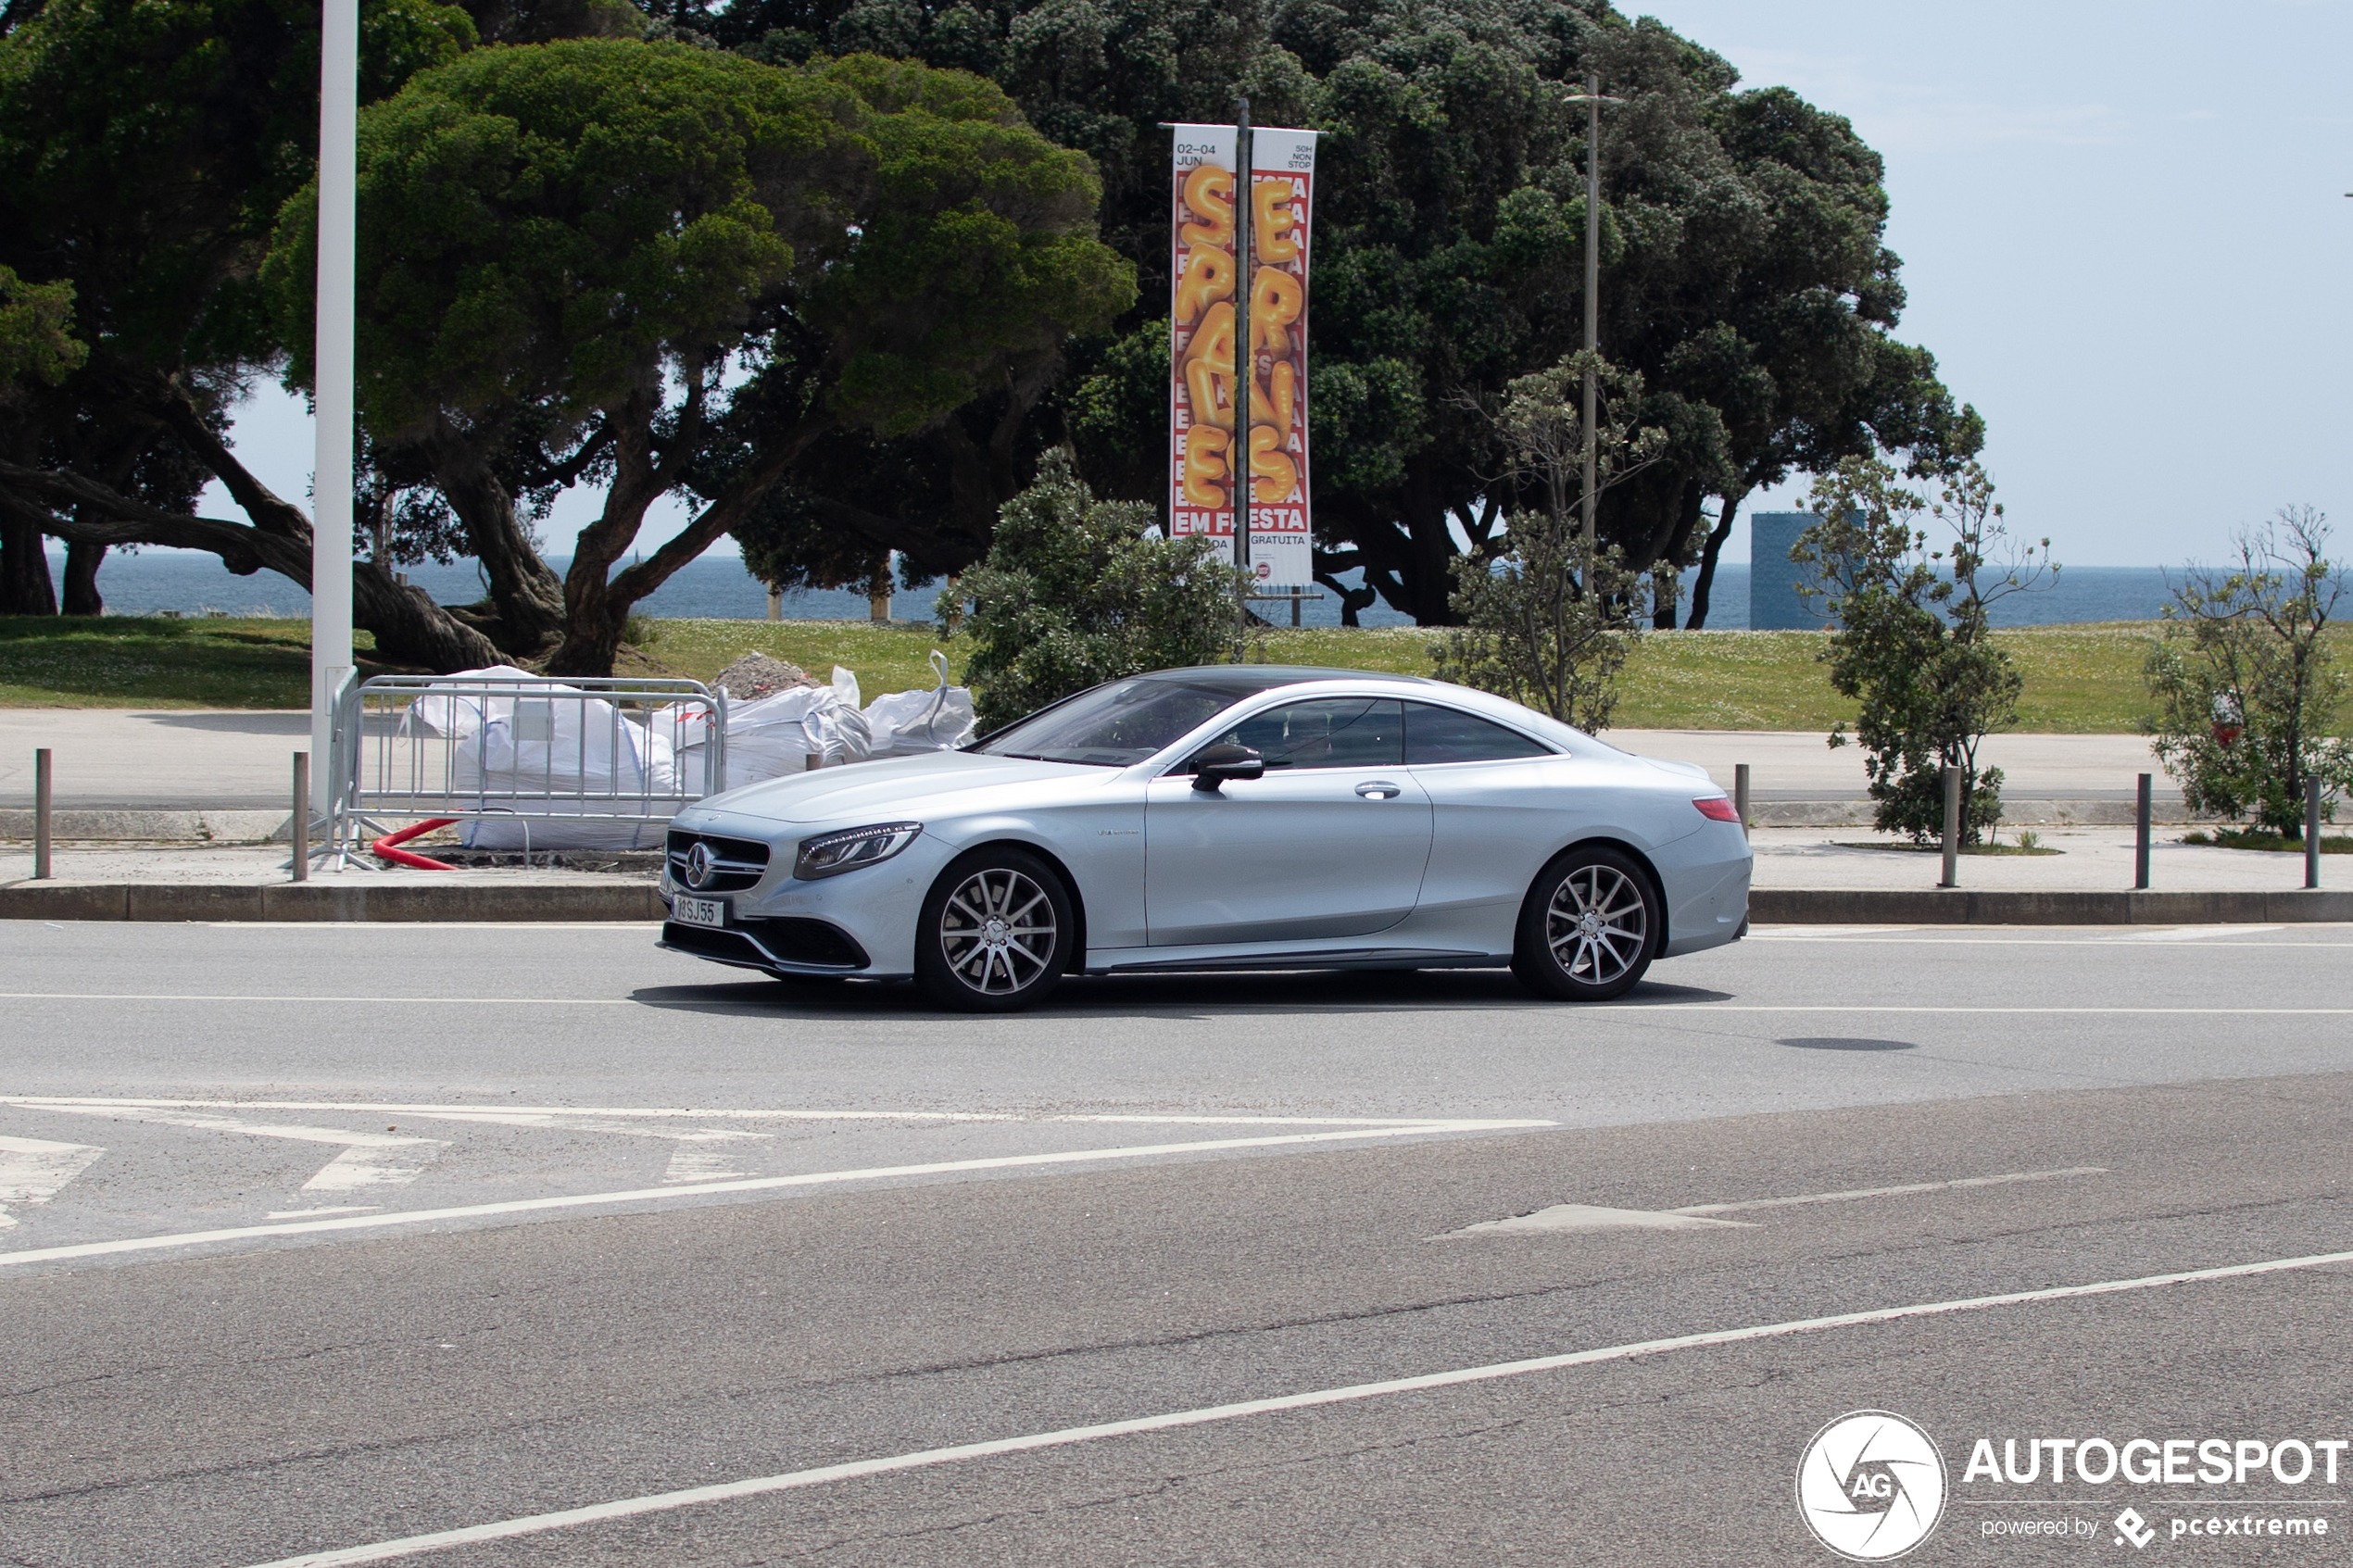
[1232, 94, 1254, 652]
[310, 0, 359, 819]
[1561, 72, 1622, 556]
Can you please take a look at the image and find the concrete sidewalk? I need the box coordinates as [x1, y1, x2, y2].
[5, 709, 2186, 827]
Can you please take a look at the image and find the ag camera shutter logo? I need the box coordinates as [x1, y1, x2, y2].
[1797, 1410, 1948, 1560]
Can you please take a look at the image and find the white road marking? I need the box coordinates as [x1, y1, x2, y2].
[2108, 924, 2285, 942]
[265, 1207, 380, 1220]
[9, 1106, 445, 1192]
[664, 1135, 763, 1184]
[1746, 932, 2349, 948]
[238, 1243, 2353, 1568]
[0, 1120, 1553, 1272]
[1441, 1168, 2106, 1236]
[1596, 1005, 2353, 1015]
[1672, 1166, 2107, 1216]
[1, 1098, 1506, 1131]
[0, 993, 634, 1005]
[1448, 1203, 1754, 1236]
[0, 1135, 104, 1229]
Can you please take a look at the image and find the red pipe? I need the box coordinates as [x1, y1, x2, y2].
[372, 817, 459, 871]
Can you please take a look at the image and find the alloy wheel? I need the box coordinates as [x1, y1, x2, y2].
[937, 867, 1059, 996]
[1543, 863, 1648, 987]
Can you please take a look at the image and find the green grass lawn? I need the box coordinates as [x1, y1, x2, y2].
[3, 611, 2342, 736]
[0, 615, 388, 709]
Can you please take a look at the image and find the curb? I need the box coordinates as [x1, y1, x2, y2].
[0, 809, 292, 843]
[1748, 888, 2353, 925]
[0, 883, 664, 922]
[0, 883, 2341, 925]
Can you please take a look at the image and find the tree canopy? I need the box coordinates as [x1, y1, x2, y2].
[262, 39, 1131, 671]
[709, 0, 1979, 625]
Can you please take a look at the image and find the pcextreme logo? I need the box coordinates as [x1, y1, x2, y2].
[1798, 1410, 1950, 1561]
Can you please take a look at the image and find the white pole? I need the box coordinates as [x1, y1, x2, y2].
[309, 0, 358, 819]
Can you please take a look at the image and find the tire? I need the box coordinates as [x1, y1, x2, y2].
[914, 847, 1075, 1011]
[1512, 845, 1659, 1001]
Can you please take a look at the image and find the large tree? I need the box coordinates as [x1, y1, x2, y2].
[268, 41, 1131, 673]
[707, 0, 1976, 624]
[0, 0, 508, 661]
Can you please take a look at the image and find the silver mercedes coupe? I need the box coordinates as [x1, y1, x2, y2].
[659, 666, 1752, 1010]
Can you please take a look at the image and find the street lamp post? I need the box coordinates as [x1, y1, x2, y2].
[310, 0, 359, 820]
[1561, 71, 1622, 556]
[1232, 94, 1254, 652]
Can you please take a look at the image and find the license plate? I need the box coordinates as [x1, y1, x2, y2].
[672, 895, 727, 929]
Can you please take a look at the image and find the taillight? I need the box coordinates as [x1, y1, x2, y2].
[1692, 796, 1740, 822]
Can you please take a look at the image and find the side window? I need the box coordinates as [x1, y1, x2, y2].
[1403, 702, 1554, 765]
[1214, 697, 1403, 770]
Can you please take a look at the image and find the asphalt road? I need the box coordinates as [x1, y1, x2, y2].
[4, 921, 2352, 1566]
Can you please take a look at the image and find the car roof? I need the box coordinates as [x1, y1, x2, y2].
[1140, 665, 1435, 692]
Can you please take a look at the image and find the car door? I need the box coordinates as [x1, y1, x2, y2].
[1145, 696, 1432, 946]
[1400, 700, 1577, 920]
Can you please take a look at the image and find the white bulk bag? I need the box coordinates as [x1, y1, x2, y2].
[862, 652, 975, 757]
[454, 693, 678, 850]
[686, 666, 873, 790]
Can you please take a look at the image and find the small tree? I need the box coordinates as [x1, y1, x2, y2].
[1434, 352, 1664, 729]
[1795, 457, 2054, 843]
[944, 451, 1239, 733]
[2145, 508, 2352, 838]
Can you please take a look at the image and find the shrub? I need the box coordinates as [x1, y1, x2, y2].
[941, 451, 1239, 732]
[1795, 458, 2054, 843]
[1432, 520, 1647, 732]
[2145, 508, 2352, 837]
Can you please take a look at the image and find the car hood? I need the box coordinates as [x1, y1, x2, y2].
[702, 749, 1110, 824]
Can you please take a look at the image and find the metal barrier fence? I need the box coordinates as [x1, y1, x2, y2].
[328, 672, 727, 861]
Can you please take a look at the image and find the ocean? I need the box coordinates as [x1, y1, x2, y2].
[39, 550, 2180, 630]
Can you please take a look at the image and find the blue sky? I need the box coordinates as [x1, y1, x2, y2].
[200, 0, 2353, 570]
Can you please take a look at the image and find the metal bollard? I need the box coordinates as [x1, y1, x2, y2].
[1734, 762, 1751, 840]
[2135, 771, 2152, 890]
[2309, 777, 2323, 890]
[33, 747, 53, 881]
[1939, 764, 1960, 889]
[291, 752, 308, 883]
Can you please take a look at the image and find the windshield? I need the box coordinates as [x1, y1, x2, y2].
[975, 676, 1275, 766]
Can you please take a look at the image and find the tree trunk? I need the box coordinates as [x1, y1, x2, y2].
[422, 423, 567, 657]
[1685, 489, 1744, 629]
[545, 410, 835, 676]
[60, 538, 105, 615]
[1649, 480, 1706, 630]
[354, 560, 501, 670]
[0, 515, 57, 614]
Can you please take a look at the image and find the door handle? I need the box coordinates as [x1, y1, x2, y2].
[1355, 781, 1403, 800]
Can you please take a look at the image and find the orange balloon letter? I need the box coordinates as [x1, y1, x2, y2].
[1249, 423, 1298, 504]
[1252, 176, 1300, 264]
[1248, 266, 1303, 356]
[1182, 426, 1230, 508]
[1172, 245, 1235, 326]
[1250, 359, 1297, 443]
[1182, 165, 1235, 249]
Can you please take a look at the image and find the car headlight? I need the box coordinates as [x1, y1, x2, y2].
[794, 822, 923, 880]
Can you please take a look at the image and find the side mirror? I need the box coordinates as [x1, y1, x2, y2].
[1190, 743, 1265, 792]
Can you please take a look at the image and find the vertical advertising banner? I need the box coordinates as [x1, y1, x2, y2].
[1168, 124, 1315, 588]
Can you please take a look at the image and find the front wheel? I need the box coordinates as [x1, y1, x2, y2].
[1512, 846, 1658, 1001]
[914, 847, 1074, 1011]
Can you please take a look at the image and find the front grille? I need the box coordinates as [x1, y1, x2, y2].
[666, 830, 770, 893]
[756, 918, 869, 969]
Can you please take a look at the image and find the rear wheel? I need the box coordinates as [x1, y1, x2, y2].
[914, 847, 1074, 1011]
[1512, 845, 1658, 1001]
